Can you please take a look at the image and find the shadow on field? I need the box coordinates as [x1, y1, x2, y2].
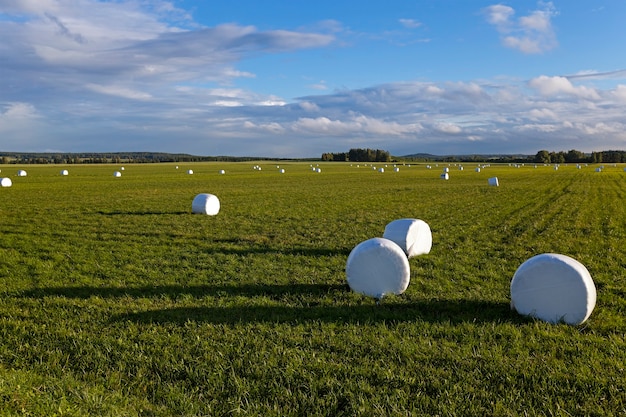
[97, 210, 189, 216]
[19, 283, 349, 300]
[19, 283, 522, 324]
[109, 299, 521, 325]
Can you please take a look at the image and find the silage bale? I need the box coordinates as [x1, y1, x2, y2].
[113, 171, 122, 177]
[219, 170, 226, 175]
[378, 167, 385, 173]
[440, 173, 449, 180]
[394, 167, 400, 172]
[595, 168, 602, 172]
[17, 170, 27, 177]
[280, 169, 285, 174]
[345, 237, 410, 299]
[60, 169, 69, 176]
[488, 177, 499, 186]
[475, 167, 481, 173]
[383, 218, 432, 257]
[187, 169, 194, 175]
[192, 193, 220, 215]
[510, 253, 596, 325]
[1, 178, 12, 187]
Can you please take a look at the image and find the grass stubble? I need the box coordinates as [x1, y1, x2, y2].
[0, 162, 625, 416]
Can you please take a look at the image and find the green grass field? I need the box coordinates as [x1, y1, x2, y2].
[1, 162, 625, 416]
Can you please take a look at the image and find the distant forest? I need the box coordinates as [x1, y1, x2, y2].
[323, 148, 626, 164]
[0, 152, 309, 164]
[1, 148, 626, 164]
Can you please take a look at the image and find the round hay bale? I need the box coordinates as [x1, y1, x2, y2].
[1, 177, 12, 187]
[60, 169, 69, 176]
[192, 193, 220, 215]
[475, 167, 481, 173]
[279, 168, 285, 174]
[378, 167, 384, 173]
[383, 218, 432, 257]
[187, 169, 194, 175]
[17, 170, 27, 177]
[488, 177, 499, 186]
[113, 171, 122, 177]
[510, 253, 596, 325]
[346, 237, 410, 299]
[394, 167, 400, 172]
[440, 173, 449, 180]
[219, 169, 226, 175]
[120, 167, 125, 171]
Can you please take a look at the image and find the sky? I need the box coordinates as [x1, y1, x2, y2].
[1, 1, 626, 158]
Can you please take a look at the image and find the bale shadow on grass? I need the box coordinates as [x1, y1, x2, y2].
[96, 210, 189, 216]
[110, 299, 524, 326]
[18, 283, 524, 324]
[18, 283, 350, 300]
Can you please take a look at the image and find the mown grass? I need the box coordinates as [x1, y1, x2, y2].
[1, 161, 626, 416]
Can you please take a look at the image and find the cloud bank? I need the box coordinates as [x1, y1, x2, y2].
[1, 1, 625, 157]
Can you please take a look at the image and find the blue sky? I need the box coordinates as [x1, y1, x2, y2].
[1, 1, 625, 157]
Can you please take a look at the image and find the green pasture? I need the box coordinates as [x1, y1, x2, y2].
[1, 162, 625, 416]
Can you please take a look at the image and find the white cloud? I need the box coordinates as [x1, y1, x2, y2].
[528, 75, 601, 100]
[399, 19, 422, 29]
[612, 85, 626, 102]
[484, 2, 558, 54]
[434, 122, 462, 134]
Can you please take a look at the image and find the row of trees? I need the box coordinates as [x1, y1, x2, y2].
[0, 153, 293, 164]
[321, 148, 392, 162]
[533, 150, 626, 164]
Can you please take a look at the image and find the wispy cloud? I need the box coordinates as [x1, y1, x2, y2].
[483, 2, 558, 54]
[399, 18, 422, 29]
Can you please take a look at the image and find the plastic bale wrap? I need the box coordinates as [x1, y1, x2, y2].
[60, 170, 69, 176]
[510, 253, 596, 325]
[345, 238, 410, 299]
[383, 218, 432, 258]
[192, 193, 220, 216]
[113, 171, 122, 177]
[1, 178, 12, 187]
[488, 177, 499, 186]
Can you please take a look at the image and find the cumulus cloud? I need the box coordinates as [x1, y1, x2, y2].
[528, 75, 601, 100]
[484, 2, 558, 53]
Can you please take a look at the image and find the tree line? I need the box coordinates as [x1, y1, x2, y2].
[0, 152, 298, 164]
[533, 150, 626, 164]
[321, 148, 391, 162]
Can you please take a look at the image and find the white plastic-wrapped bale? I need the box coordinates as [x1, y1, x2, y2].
[192, 193, 220, 215]
[595, 168, 602, 172]
[488, 177, 499, 186]
[1, 178, 12, 187]
[187, 169, 194, 175]
[345, 237, 410, 299]
[113, 171, 122, 177]
[60, 169, 69, 176]
[17, 170, 27, 177]
[219, 169, 226, 175]
[280, 169, 285, 174]
[510, 253, 596, 325]
[440, 173, 449, 180]
[378, 167, 385, 173]
[475, 167, 481, 173]
[394, 167, 400, 172]
[383, 218, 432, 258]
